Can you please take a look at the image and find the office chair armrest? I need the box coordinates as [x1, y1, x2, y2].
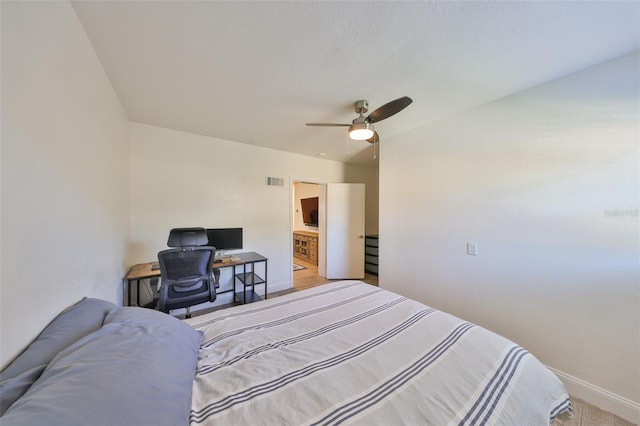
[211, 268, 220, 288]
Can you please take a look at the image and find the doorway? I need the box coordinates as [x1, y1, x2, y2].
[291, 181, 371, 291]
[292, 182, 323, 289]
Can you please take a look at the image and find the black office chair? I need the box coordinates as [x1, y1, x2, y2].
[157, 228, 217, 318]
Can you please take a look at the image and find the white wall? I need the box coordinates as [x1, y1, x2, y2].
[0, 2, 130, 368]
[380, 52, 639, 419]
[129, 123, 375, 306]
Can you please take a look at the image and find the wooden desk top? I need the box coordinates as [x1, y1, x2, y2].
[125, 261, 160, 280]
[212, 255, 243, 267]
[125, 252, 267, 280]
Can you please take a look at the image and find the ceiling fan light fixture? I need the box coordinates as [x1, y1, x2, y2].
[348, 122, 375, 140]
[307, 96, 412, 144]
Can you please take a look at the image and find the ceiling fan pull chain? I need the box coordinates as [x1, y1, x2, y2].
[373, 140, 377, 159]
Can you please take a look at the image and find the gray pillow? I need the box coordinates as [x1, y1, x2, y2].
[2, 307, 203, 426]
[0, 297, 117, 415]
[0, 366, 45, 415]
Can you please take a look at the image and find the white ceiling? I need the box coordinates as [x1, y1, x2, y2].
[71, 1, 639, 165]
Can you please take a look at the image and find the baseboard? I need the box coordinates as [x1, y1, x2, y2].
[547, 366, 640, 424]
[267, 280, 293, 293]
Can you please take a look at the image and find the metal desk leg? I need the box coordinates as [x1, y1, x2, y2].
[126, 279, 137, 307]
[232, 264, 237, 303]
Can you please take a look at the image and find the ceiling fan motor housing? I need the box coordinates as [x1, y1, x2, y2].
[354, 100, 369, 115]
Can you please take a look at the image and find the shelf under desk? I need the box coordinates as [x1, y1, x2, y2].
[231, 252, 268, 305]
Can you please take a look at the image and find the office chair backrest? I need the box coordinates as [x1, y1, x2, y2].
[157, 228, 216, 315]
[167, 227, 208, 249]
[159, 250, 211, 283]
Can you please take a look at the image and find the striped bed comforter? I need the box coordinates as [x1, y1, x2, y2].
[186, 281, 571, 425]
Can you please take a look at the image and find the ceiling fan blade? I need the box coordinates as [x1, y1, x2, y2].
[306, 123, 351, 127]
[366, 131, 379, 144]
[366, 96, 413, 123]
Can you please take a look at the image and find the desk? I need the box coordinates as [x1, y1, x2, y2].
[124, 262, 160, 307]
[123, 252, 268, 307]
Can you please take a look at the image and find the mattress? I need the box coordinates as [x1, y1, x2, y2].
[186, 280, 571, 425]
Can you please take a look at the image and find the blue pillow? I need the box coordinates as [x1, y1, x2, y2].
[2, 307, 203, 426]
[0, 297, 117, 415]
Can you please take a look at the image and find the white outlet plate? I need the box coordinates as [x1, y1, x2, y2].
[467, 242, 478, 256]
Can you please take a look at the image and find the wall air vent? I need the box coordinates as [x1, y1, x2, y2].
[266, 176, 285, 187]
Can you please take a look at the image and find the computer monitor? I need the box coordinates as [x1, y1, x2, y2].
[206, 228, 243, 254]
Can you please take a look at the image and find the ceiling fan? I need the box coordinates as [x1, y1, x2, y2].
[306, 96, 413, 144]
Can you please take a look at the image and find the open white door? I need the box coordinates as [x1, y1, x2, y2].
[325, 183, 365, 279]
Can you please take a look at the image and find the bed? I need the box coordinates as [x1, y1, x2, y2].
[1, 280, 571, 425]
